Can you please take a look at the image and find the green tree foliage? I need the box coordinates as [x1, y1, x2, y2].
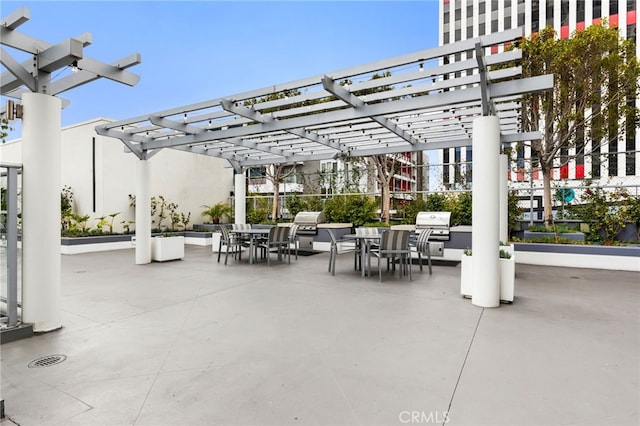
[285, 195, 323, 217]
[1, 117, 11, 142]
[424, 193, 448, 211]
[323, 194, 377, 226]
[508, 190, 524, 232]
[518, 23, 640, 225]
[446, 192, 472, 226]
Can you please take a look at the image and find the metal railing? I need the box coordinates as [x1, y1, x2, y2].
[1, 163, 22, 329]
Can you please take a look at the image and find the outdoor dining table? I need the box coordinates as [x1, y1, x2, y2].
[344, 233, 383, 277]
[230, 228, 271, 264]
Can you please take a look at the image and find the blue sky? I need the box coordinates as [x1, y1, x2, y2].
[2, 1, 440, 137]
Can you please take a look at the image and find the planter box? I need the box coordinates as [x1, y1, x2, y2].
[461, 253, 514, 302]
[151, 236, 184, 262]
[499, 257, 515, 303]
[460, 253, 473, 298]
[514, 243, 640, 272]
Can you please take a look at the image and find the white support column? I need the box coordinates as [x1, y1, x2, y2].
[135, 159, 151, 264]
[499, 153, 509, 243]
[471, 116, 501, 308]
[234, 172, 246, 224]
[21, 93, 62, 332]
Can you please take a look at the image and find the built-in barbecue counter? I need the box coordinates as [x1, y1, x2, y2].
[310, 224, 471, 256]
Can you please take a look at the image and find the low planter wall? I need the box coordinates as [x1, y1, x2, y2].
[61, 235, 134, 254]
[513, 242, 640, 272]
[62, 231, 214, 254]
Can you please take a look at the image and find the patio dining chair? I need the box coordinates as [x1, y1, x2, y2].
[327, 229, 357, 276]
[257, 226, 291, 265]
[354, 226, 380, 270]
[218, 225, 242, 265]
[412, 228, 434, 275]
[288, 224, 300, 260]
[368, 229, 412, 282]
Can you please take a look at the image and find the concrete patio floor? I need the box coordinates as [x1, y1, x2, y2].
[1, 246, 638, 426]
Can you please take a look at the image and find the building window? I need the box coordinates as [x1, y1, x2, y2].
[444, 11, 450, 26]
[577, 1, 585, 22]
[546, 1, 554, 26]
[592, 144, 601, 178]
[467, 4, 473, 18]
[610, 0, 619, 15]
[492, 18, 499, 32]
[594, 0, 602, 18]
[443, 149, 450, 185]
[479, 1, 485, 15]
[608, 151, 618, 177]
[532, 0, 540, 32]
[444, 31, 450, 44]
[626, 98, 636, 175]
[629, 0, 636, 12]
[479, 22, 486, 35]
[561, 0, 569, 25]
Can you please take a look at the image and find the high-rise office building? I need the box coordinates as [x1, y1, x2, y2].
[438, 0, 638, 190]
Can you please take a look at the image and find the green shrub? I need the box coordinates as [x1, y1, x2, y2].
[447, 192, 472, 226]
[577, 184, 639, 243]
[323, 195, 377, 226]
[424, 193, 447, 211]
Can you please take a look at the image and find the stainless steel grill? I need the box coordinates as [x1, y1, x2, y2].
[293, 211, 326, 235]
[415, 211, 451, 241]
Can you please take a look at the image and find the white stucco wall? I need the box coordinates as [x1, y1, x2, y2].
[1, 117, 234, 233]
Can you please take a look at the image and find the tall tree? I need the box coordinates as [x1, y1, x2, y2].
[370, 154, 398, 223]
[265, 164, 297, 221]
[519, 23, 639, 225]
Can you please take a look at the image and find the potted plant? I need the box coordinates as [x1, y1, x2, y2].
[201, 202, 232, 225]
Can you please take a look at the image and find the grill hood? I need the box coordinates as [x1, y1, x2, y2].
[294, 211, 326, 225]
[415, 211, 451, 227]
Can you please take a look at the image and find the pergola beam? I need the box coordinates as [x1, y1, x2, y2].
[0, 46, 36, 91]
[220, 99, 343, 151]
[1, 6, 29, 30]
[321, 75, 422, 145]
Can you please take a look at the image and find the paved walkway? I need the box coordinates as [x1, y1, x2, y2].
[1, 246, 638, 426]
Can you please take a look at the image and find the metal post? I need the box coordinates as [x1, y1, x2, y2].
[6, 166, 18, 327]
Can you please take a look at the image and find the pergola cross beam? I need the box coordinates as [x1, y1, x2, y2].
[1, 6, 140, 98]
[321, 75, 422, 146]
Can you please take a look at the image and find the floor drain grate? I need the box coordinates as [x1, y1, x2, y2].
[28, 354, 67, 368]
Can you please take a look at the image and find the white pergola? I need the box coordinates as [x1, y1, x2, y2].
[96, 27, 549, 169]
[96, 27, 553, 308]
